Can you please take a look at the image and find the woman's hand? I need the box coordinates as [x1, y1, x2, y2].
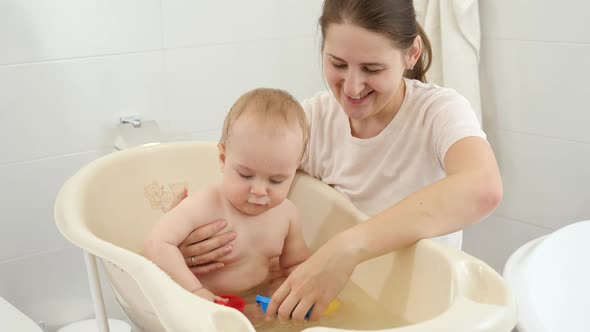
[264, 236, 358, 322]
[180, 221, 236, 275]
[170, 187, 236, 276]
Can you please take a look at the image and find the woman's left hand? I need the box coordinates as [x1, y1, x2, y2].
[264, 237, 357, 322]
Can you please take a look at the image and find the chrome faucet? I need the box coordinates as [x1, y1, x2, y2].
[120, 115, 142, 128]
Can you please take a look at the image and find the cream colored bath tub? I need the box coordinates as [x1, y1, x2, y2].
[54, 142, 517, 332]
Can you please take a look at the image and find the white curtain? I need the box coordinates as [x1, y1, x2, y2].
[414, 0, 482, 124]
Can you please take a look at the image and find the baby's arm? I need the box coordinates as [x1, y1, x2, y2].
[279, 201, 311, 274]
[143, 186, 222, 301]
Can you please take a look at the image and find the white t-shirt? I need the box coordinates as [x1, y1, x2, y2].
[300, 78, 487, 249]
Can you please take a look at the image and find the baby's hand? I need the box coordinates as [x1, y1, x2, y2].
[192, 287, 217, 302]
[214, 295, 229, 304]
[192, 288, 228, 304]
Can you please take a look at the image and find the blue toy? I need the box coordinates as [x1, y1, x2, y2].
[255, 295, 313, 319]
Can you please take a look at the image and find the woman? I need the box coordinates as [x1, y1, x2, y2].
[177, 0, 502, 322]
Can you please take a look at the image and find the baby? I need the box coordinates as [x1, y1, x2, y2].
[143, 88, 311, 302]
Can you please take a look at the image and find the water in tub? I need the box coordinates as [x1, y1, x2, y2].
[241, 281, 410, 331]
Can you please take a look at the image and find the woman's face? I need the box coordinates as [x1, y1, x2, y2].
[322, 23, 410, 122]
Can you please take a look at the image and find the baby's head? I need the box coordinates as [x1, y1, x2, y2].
[218, 88, 309, 216]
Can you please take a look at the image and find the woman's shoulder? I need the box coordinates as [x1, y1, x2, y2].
[406, 78, 469, 106]
[405, 79, 476, 122]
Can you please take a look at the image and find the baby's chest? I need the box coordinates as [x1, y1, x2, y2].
[230, 217, 289, 259]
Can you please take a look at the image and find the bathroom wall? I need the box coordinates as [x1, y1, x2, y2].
[3, 0, 588, 330]
[463, 1, 590, 272]
[0, 1, 324, 330]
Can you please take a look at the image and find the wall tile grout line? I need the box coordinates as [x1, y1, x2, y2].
[0, 130, 223, 168]
[0, 245, 75, 265]
[158, 0, 166, 51]
[161, 34, 318, 54]
[0, 48, 164, 68]
[0, 35, 319, 69]
[491, 127, 590, 146]
[0, 149, 108, 168]
[489, 213, 558, 231]
[480, 37, 590, 46]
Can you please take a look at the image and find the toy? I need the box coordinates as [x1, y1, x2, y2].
[215, 294, 246, 312]
[255, 295, 340, 318]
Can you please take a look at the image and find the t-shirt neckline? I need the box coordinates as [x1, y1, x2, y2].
[345, 78, 412, 145]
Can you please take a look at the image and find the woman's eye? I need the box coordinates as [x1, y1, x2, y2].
[269, 179, 284, 184]
[332, 63, 347, 69]
[239, 173, 253, 179]
[363, 67, 382, 73]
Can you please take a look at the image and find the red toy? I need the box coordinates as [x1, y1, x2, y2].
[215, 294, 246, 312]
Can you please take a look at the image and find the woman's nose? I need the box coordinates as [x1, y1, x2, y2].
[343, 70, 365, 97]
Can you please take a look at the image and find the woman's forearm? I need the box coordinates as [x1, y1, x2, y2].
[338, 170, 502, 265]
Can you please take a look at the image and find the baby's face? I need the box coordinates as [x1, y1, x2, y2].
[219, 115, 303, 216]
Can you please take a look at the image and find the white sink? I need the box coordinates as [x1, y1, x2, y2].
[0, 296, 43, 332]
[503, 220, 590, 332]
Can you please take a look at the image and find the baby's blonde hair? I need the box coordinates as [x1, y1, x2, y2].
[220, 88, 309, 160]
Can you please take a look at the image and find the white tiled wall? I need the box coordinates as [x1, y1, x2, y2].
[0, 248, 124, 330]
[0, 0, 162, 65]
[0, 152, 106, 262]
[6, 0, 588, 329]
[463, 215, 551, 273]
[463, 1, 590, 273]
[0, 1, 324, 330]
[161, 0, 321, 49]
[0, 52, 165, 164]
[163, 37, 322, 134]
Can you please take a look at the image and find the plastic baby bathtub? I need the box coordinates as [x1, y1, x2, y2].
[54, 141, 517, 332]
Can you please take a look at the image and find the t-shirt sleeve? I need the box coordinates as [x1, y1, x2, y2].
[298, 91, 333, 180]
[298, 95, 317, 178]
[430, 92, 487, 168]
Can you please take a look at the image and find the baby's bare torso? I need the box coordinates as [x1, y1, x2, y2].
[197, 195, 291, 295]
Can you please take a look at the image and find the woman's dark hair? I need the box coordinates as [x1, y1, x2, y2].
[319, 0, 432, 82]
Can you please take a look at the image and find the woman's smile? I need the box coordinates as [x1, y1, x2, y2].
[345, 90, 374, 105]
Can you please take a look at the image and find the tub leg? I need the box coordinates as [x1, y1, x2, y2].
[84, 251, 110, 332]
